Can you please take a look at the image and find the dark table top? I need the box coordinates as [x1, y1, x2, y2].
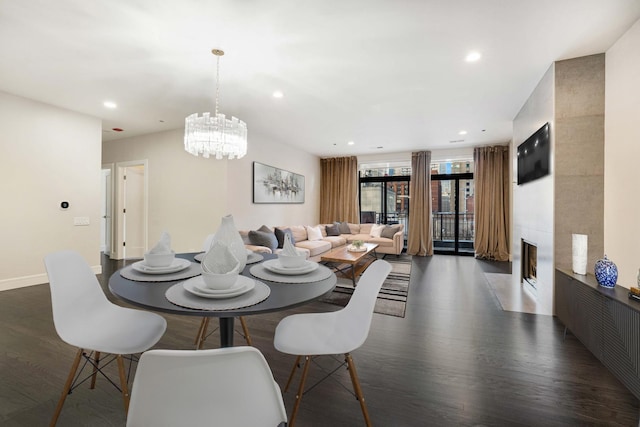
[108, 252, 337, 318]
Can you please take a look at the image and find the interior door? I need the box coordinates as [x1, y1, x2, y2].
[123, 166, 145, 259]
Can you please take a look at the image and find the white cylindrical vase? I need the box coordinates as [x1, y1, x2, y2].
[572, 234, 588, 275]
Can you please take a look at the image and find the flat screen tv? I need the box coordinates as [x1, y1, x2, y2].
[517, 122, 550, 185]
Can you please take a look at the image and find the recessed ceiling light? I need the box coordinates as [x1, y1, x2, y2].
[103, 101, 117, 109]
[465, 51, 481, 62]
[272, 91, 284, 98]
[459, 130, 467, 135]
[347, 141, 355, 146]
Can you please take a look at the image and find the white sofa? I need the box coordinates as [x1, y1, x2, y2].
[240, 223, 404, 258]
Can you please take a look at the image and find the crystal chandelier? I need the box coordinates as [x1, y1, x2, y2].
[184, 49, 248, 159]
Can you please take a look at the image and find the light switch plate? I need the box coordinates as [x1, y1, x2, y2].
[73, 217, 90, 226]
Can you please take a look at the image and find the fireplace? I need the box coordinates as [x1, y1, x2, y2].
[522, 240, 537, 289]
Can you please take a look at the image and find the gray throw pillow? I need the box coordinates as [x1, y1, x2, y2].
[325, 224, 340, 236]
[381, 225, 401, 239]
[248, 230, 278, 251]
[336, 221, 351, 234]
[258, 224, 273, 233]
[274, 227, 295, 248]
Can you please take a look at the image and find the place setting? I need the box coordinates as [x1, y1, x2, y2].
[166, 241, 270, 311]
[119, 232, 201, 282]
[250, 234, 333, 284]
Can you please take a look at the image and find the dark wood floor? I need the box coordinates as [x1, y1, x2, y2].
[1, 254, 638, 426]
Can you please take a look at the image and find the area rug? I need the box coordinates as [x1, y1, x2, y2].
[319, 254, 411, 317]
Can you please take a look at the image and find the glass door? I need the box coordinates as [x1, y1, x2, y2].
[359, 175, 410, 244]
[431, 173, 474, 255]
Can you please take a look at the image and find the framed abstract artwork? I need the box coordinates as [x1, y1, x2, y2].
[252, 162, 305, 204]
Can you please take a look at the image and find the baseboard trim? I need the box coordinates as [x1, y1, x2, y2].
[0, 265, 102, 292]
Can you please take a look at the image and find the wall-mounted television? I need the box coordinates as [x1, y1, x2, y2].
[517, 122, 550, 185]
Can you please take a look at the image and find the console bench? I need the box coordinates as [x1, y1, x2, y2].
[555, 268, 640, 399]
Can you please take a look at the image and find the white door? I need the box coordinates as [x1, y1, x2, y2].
[100, 168, 112, 254]
[123, 165, 145, 259]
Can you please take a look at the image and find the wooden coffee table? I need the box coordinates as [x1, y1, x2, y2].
[320, 243, 378, 285]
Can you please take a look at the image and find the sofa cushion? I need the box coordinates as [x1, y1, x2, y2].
[248, 229, 278, 252]
[381, 224, 402, 239]
[325, 224, 340, 236]
[274, 227, 295, 248]
[295, 240, 332, 257]
[305, 225, 323, 241]
[347, 223, 361, 234]
[358, 223, 373, 234]
[370, 224, 385, 238]
[335, 221, 351, 234]
[346, 233, 371, 243]
[322, 236, 347, 248]
[289, 225, 308, 243]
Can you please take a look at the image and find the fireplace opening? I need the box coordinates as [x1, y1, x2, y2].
[522, 240, 537, 289]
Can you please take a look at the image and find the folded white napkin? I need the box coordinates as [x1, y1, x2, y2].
[148, 231, 172, 254]
[282, 234, 301, 257]
[202, 241, 240, 274]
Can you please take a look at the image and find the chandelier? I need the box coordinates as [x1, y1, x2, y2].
[184, 49, 248, 159]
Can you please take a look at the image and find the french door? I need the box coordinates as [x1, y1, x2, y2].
[431, 173, 474, 255]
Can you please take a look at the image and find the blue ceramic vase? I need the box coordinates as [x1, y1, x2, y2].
[594, 255, 618, 288]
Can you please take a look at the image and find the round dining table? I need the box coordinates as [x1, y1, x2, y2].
[108, 252, 336, 348]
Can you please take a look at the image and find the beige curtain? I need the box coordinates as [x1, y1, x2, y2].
[407, 151, 433, 256]
[474, 145, 510, 261]
[319, 156, 359, 224]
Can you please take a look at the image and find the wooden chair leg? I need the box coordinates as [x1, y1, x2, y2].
[90, 351, 101, 389]
[345, 353, 372, 427]
[116, 355, 130, 413]
[284, 355, 302, 392]
[194, 317, 207, 345]
[197, 318, 211, 350]
[239, 316, 252, 345]
[50, 348, 83, 427]
[289, 355, 311, 427]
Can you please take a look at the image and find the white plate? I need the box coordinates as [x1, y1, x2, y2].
[247, 252, 264, 265]
[262, 259, 318, 275]
[183, 276, 255, 299]
[132, 258, 191, 274]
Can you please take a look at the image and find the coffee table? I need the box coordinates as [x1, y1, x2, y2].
[320, 243, 378, 285]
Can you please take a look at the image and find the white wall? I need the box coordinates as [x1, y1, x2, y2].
[226, 134, 321, 229]
[512, 65, 555, 315]
[102, 128, 229, 253]
[605, 19, 640, 288]
[103, 128, 321, 250]
[0, 91, 102, 290]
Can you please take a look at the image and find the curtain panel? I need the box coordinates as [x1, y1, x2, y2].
[407, 151, 433, 256]
[319, 156, 359, 224]
[473, 145, 510, 261]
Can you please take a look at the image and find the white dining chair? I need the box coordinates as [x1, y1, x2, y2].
[194, 233, 252, 348]
[126, 346, 287, 427]
[273, 259, 392, 427]
[44, 250, 167, 426]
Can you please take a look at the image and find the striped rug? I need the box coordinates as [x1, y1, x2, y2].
[319, 254, 411, 317]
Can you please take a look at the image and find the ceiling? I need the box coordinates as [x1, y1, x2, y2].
[1, 1, 639, 157]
